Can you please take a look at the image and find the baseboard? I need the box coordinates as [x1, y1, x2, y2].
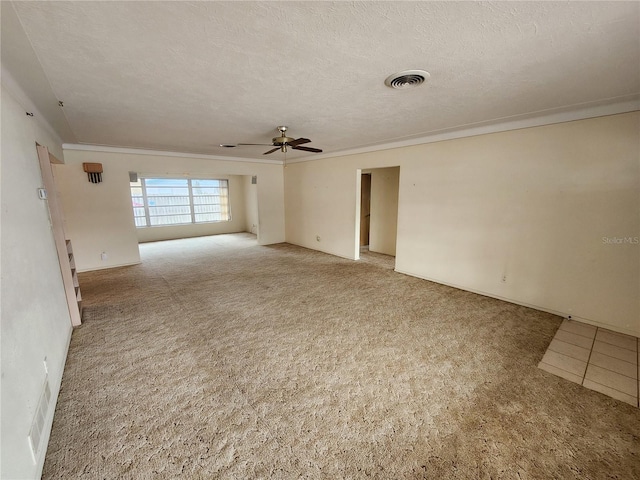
[394, 268, 639, 338]
[285, 241, 357, 261]
[78, 261, 141, 273]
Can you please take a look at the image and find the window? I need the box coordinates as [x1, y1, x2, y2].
[130, 178, 230, 227]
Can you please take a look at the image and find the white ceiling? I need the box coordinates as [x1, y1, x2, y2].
[5, 1, 640, 160]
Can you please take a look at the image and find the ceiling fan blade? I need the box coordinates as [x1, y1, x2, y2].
[263, 147, 281, 155]
[292, 146, 323, 153]
[219, 143, 273, 148]
[288, 138, 311, 147]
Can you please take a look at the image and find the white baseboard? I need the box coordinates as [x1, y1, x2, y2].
[394, 268, 639, 338]
[78, 261, 141, 273]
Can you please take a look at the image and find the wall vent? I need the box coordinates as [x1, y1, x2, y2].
[28, 375, 52, 462]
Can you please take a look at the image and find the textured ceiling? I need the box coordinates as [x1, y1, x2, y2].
[7, 1, 640, 160]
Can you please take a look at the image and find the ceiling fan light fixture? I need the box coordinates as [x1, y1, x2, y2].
[384, 70, 430, 89]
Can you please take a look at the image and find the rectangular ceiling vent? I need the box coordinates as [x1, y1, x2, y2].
[28, 374, 52, 462]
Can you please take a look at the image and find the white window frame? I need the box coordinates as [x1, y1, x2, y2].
[130, 177, 231, 228]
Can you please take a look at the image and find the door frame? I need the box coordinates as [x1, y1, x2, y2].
[354, 166, 401, 262]
[359, 173, 371, 248]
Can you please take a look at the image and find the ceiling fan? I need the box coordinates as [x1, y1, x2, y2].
[220, 126, 323, 155]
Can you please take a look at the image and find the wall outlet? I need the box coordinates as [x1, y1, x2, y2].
[501, 275, 507, 283]
[101, 252, 108, 261]
[316, 235, 321, 242]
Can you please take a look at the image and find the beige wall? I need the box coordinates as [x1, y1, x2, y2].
[1, 86, 73, 479]
[57, 150, 285, 271]
[243, 175, 259, 234]
[285, 159, 359, 259]
[285, 112, 640, 336]
[53, 151, 141, 271]
[369, 167, 399, 256]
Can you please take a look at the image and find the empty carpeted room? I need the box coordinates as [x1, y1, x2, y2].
[2, 2, 639, 479]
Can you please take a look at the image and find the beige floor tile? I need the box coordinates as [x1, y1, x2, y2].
[541, 350, 587, 377]
[595, 329, 637, 351]
[540, 321, 640, 407]
[559, 319, 596, 339]
[538, 362, 583, 384]
[585, 364, 637, 396]
[589, 351, 637, 379]
[548, 338, 590, 362]
[553, 329, 594, 350]
[592, 341, 637, 364]
[583, 379, 638, 407]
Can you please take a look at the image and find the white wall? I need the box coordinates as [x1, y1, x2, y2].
[285, 112, 640, 336]
[369, 167, 399, 256]
[134, 175, 247, 243]
[244, 175, 259, 234]
[56, 149, 285, 271]
[285, 159, 359, 259]
[1, 86, 73, 479]
[52, 152, 141, 271]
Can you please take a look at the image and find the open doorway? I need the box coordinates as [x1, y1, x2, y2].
[357, 167, 400, 266]
[360, 173, 371, 248]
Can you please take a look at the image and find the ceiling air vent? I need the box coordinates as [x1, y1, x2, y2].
[384, 70, 430, 89]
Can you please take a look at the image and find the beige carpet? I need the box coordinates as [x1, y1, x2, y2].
[43, 234, 640, 479]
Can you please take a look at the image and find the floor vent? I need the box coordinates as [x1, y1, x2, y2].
[28, 375, 52, 462]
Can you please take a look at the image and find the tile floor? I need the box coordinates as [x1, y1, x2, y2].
[539, 319, 639, 407]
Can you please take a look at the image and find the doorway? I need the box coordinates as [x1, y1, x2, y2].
[360, 173, 371, 248]
[357, 167, 400, 262]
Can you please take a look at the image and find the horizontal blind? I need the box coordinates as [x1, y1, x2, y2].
[130, 178, 230, 227]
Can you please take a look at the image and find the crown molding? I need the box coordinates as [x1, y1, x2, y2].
[289, 96, 640, 164]
[62, 96, 639, 166]
[61, 143, 283, 165]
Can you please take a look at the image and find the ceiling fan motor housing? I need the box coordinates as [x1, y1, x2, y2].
[274, 126, 293, 145]
[273, 135, 295, 145]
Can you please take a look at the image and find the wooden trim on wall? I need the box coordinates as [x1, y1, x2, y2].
[36, 144, 82, 326]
